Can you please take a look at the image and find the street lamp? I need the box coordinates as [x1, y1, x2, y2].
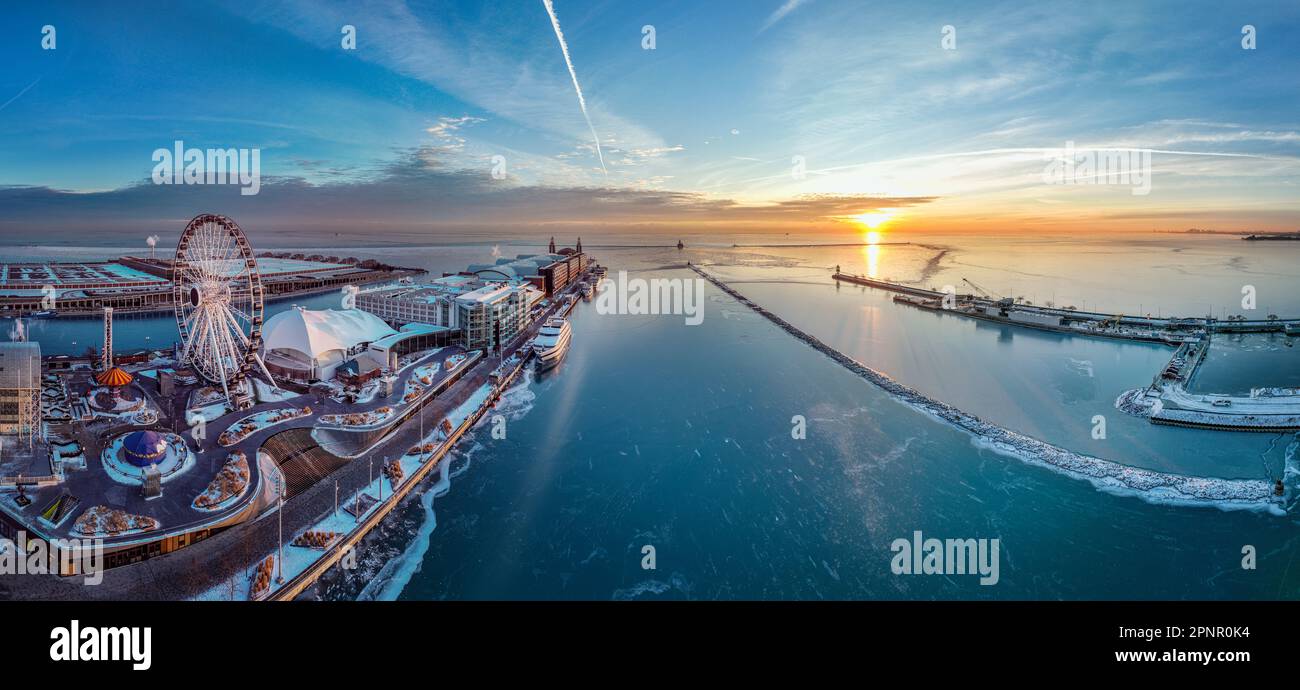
[276, 485, 285, 585]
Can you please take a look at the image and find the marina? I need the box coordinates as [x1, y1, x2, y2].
[833, 271, 1300, 432]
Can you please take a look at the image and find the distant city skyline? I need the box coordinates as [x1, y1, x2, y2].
[2, 0, 1299, 240]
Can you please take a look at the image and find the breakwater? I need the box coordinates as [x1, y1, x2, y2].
[692, 264, 1281, 512]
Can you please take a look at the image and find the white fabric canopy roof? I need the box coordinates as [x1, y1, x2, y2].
[261, 307, 397, 360]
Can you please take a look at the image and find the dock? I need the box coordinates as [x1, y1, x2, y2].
[835, 271, 1300, 433]
[833, 272, 1300, 338]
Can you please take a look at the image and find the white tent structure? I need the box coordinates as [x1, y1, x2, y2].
[260, 307, 397, 382]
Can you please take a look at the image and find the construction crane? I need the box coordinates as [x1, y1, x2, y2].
[961, 277, 996, 299]
[962, 278, 1014, 307]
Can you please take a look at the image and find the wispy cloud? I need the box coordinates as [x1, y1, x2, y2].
[541, 0, 606, 175]
[760, 0, 813, 33]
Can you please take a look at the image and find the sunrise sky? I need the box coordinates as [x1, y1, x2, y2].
[2, 0, 1298, 241]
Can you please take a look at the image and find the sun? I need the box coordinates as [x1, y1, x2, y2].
[853, 209, 896, 231]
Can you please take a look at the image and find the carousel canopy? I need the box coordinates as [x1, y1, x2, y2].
[122, 430, 168, 467]
[96, 366, 134, 387]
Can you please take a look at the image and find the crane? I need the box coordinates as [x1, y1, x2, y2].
[961, 277, 996, 300]
[962, 277, 1016, 307]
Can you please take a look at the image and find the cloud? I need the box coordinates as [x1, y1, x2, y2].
[0, 147, 938, 242]
[760, 0, 813, 33]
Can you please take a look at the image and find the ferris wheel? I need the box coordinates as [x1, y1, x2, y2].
[172, 213, 274, 403]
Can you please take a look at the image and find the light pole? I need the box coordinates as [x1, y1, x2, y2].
[334, 480, 339, 518]
[276, 487, 285, 585]
[380, 457, 386, 500]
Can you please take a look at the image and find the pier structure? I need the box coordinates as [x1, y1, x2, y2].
[0, 243, 601, 598]
[833, 272, 1300, 432]
[0, 256, 424, 318]
[833, 272, 1299, 340]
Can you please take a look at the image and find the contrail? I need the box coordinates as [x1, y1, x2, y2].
[0, 76, 42, 113]
[541, 0, 606, 175]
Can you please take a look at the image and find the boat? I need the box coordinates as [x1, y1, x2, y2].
[532, 317, 572, 370]
[29, 310, 55, 318]
[580, 282, 594, 300]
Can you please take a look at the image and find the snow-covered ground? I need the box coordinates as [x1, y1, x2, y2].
[186, 402, 229, 424]
[317, 406, 395, 429]
[218, 406, 312, 446]
[193, 452, 252, 512]
[72, 506, 159, 538]
[50, 441, 86, 472]
[253, 377, 303, 404]
[135, 368, 174, 380]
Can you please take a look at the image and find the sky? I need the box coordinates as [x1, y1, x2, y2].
[1, 0, 1298, 244]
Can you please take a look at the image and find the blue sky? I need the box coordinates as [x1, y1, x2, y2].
[1, 0, 1298, 240]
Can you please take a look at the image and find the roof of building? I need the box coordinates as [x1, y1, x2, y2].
[123, 430, 168, 467]
[0, 341, 41, 389]
[456, 283, 517, 305]
[369, 323, 451, 350]
[95, 366, 134, 387]
[262, 307, 397, 360]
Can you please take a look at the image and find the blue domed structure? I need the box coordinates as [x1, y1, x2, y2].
[122, 430, 169, 467]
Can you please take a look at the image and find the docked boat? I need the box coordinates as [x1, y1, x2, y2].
[580, 282, 594, 300]
[532, 317, 572, 369]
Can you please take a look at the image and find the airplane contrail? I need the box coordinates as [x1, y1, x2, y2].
[0, 76, 42, 113]
[541, 0, 607, 175]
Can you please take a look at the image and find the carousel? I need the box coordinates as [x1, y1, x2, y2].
[89, 366, 144, 412]
[100, 429, 196, 486]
